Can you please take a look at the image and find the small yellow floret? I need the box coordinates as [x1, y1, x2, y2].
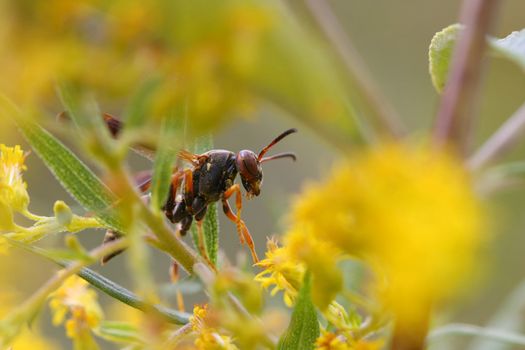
[254, 238, 305, 307]
[191, 304, 239, 350]
[315, 331, 383, 350]
[48, 275, 103, 337]
[0, 144, 29, 213]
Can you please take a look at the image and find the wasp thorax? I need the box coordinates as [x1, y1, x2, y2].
[236, 150, 263, 196]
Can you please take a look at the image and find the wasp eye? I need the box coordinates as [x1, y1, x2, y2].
[237, 150, 261, 179]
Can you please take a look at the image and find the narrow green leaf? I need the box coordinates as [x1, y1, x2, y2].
[57, 83, 108, 137]
[0, 96, 123, 231]
[278, 273, 320, 350]
[19, 120, 122, 230]
[9, 239, 191, 325]
[95, 321, 145, 345]
[490, 29, 525, 72]
[190, 133, 219, 265]
[427, 323, 525, 348]
[124, 79, 160, 129]
[467, 278, 525, 350]
[42, 248, 95, 263]
[57, 84, 119, 167]
[429, 25, 525, 93]
[150, 111, 184, 211]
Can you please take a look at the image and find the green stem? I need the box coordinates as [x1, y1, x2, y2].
[428, 323, 525, 347]
[0, 238, 129, 347]
[111, 166, 200, 273]
[162, 323, 193, 348]
[433, 0, 499, 152]
[10, 239, 191, 325]
[305, 0, 405, 139]
[468, 102, 525, 170]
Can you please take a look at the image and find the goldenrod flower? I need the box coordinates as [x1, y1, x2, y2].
[254, 238, 305, 307]
[316, 332, 350, 350]
[315, 331, 383, 350]
[290, 142, 484, 331]
[255, 234, 342, 309]
[284, 226, 343, 309]
[49, 276, 103, 341]
[0, 144, 29, 214]
[190, 304, 239, 350]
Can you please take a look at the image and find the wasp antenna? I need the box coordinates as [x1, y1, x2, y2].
[257, 128, 297, 161]
[260, 152, 297, 163]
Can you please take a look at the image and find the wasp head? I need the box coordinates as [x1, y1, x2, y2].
[236, 150, 263, 197]
[235, 128, 298, 198]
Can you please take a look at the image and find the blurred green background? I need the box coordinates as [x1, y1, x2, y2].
[1, 1, 525, 349]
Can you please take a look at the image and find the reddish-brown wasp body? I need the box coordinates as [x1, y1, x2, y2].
[100, 114, 297, 265]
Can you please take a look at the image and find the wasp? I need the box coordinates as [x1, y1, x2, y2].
[100, 114, 297, 265]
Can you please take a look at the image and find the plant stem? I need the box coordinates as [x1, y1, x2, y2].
[428, 323, 525, 347]
[305, 0, 405, 139]
[9, 239, 191, 325]
[0, 238, 129, 347]
[434, 0, 500, 152]
[162, 323, 193, 348]
[468, 102, 525, 170]
[111, 166, 200, 273]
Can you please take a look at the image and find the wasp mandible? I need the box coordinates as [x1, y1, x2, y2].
[101, 114, 297, 265]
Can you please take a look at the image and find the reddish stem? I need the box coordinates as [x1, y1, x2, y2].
[434, 0, 499, 153]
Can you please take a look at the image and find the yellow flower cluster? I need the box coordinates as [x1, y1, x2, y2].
[49, 276, 103, 342]
[190, 304, 239, 350]
[0, 144, 29, 219]
[315, 331, 382, 350]
[255, 238, 305, 307]
[286, 142, 484, 329]
[0, 0, 276, 134]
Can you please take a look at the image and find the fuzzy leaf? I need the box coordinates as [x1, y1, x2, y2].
[0, 97, 124, 231]
[429, 25, 525, 93]
[95, 321, 144, 345]
[428, 24, 462, 93]
[490, 29, 525, 71]
[124, 79, 160, 129]
[278, 273, 320, 350]
[150, 112, 184, 211]
[190, 133, 219, 265]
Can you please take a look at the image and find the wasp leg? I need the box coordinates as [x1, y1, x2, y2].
[222, 185, 259, 263]
[101, 229, 125, 265]
[163, 168, 194, 220]
[164, 170, 185, 222]
[180, 216, 193, 236]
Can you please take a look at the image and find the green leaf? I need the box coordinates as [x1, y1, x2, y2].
[150, 111, 184, 211]
[278, 273, 320, 350]
[95, 321, 145, 345]
[490, 29, 525, 72]
[8, 238, 191, 325]
[429, 25, 525, 93]
[0, 96, 123, 231]
[427, 323, 525, 348]
[190, 134, 219, 265]
[57, 83, 109, 139]
[20, 120, 122, 230]
[428, 24, 462, 93]
[124, 79, 161, 129]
